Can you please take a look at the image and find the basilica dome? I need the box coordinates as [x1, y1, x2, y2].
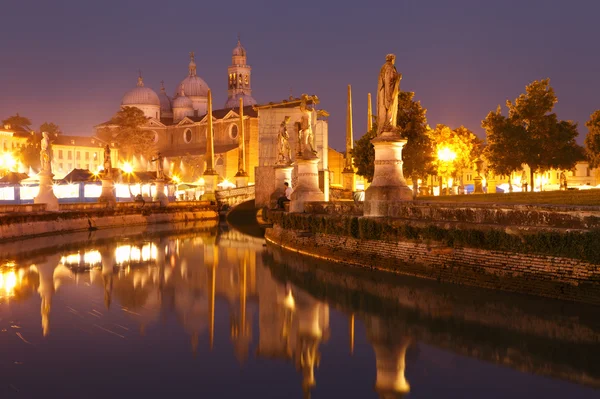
[173, 94, 193, 109]
[158, 82, 173, 116]
[175, 53, 210, 98]
[121, 76, 160, 107]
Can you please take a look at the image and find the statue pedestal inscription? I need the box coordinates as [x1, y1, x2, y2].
[290, 155, 324, 213]
[34, 170, 59, 211]
[153, 179, 169, 206]
[270, 165, 293, 206]
[364, 131, 412, 217]
[98, 177, 117, 206]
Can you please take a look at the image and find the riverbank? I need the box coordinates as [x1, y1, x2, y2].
[264, 202, 600, 305]
[0, 201, 218, 242]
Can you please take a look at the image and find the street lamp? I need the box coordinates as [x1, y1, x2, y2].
[437, 147, 457, 195]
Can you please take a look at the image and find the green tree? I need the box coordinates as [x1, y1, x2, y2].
[352, 91, 435, 191]
[503, 78, 581, 185]
[2, 113, 32, 130]
[482, 106, 524, 190]
[98, 106, 155, 161]
[352, 125, 377, 182]
[18, 132, 41, 171]
[396, 91, 436, 194]
[584, 110, 600, 168]
[39, 122, 62, 136]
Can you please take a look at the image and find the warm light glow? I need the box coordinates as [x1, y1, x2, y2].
[115, 243, 157, 265]
[437, 147, 457, 162]
[217, 179, 236, 189]
[172, 175, 181, 184]
[122, 162, 133, 174]
[0, 153, 17, 170]
[196, 177, 205, 186]
[0, 270, 18, 297]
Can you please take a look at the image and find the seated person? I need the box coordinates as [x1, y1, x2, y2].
[134, 193, 145, 206]
[277, 182, 293, 209]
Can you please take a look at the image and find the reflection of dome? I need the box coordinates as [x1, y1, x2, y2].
[232, 40, 246, 57]
[122, 76, 160, 106]
[224, 93, 257, 109]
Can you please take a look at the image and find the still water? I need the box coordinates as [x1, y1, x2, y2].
[0, 222, 598, 398]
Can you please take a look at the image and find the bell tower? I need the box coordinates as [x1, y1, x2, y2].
[225, 38, 256, 108]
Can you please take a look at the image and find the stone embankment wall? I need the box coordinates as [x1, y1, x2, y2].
[0, 201, 218, 242]
[265, 203, 600, 304]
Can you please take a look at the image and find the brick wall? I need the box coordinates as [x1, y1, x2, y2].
[265, 225, 600, 305]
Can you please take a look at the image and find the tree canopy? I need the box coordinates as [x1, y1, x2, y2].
[584, 110, 600, 169]
[39, 122, 62, 136]
[2, 114, 32, 130]
[484, 79, 582, 185]
[98, 106, 155, 160]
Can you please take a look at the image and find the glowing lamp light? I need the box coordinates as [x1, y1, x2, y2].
[437, 147, 457, 162]
[122, 162, 133, 174]
[217, 179, 236, 189]
[172, 175, 181, 184]
[196, 177, 205, 186]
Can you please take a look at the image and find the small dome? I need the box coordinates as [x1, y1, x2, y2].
[158, 82, 172, 114]
[173, 94, 193, 110]
[121, 76, 160, 106]
[224, 93, 257, 109]
[232, 40, 246, 57]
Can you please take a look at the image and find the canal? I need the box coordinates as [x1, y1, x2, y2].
[0, 222, 598, 398]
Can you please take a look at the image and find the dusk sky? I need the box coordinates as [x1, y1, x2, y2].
[1, 0, 599, 151]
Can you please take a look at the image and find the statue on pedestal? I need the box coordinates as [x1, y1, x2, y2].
[40, 132, 52, 173]
[277, 116, 292, 164]
[376, 54, 401, 136]
[297, 95, 316, 157]
[152, 152, 165, 179]
[103, 144, 112, 177]
[560, 171, 567, 190]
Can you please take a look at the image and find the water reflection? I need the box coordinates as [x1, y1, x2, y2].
[0, 225, 598, 398]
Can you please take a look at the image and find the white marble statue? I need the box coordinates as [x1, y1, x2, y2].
[277, 116, 292, 164]
[297, 96, 316, 156]
[40, 132, 52, 172]
[376, 54, 402, 135]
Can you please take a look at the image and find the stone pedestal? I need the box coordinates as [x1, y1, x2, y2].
[364, 132, 412, 217]
[98, 177, 116, 206]
[270, 165, 293, 206]
[235, 172, 249, 188]
[202, 172, 219, 201]
[473, 175, 484, 194]
[290, 156, 324, 213]
[342, 168, 356, 192]
[34, 170, 58, 211]
[153, 179, 169, 207]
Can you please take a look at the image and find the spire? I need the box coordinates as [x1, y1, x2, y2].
[345, 84, 354, 170]
[188, 51, 197, 77]
[204, 89, 215, 173]
[137, 70, 144, 87]
[367, 93, 373, 131]
[160, 80, 166, 93]
[179, 83, 186, 97]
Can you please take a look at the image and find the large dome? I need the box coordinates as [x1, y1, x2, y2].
[122, 76, 160, 106]
[176, 75, 210, 98]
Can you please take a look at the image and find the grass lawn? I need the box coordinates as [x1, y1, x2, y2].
[416, 189, 600, 206]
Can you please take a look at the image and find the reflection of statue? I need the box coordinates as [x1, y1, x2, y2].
[277, 116, 292, 164]
[560, 171, 567, 190]
[40, 132, 52, 172]
[376, 54, 401, 135]
[151, 152, 165, 179]
[103, 144, 112, 177]
[297, 96, 316, 156]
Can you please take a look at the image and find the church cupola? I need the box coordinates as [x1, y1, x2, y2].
[224, 37, 257, 109]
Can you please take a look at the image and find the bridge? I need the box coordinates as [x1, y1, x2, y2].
[215, 185, 255, 213]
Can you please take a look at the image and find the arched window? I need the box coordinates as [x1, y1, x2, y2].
[216, 157, 224, 166]
[183, 129, 192, 144]
[229, 123, 239, 140]
[151, 130, 159, 144]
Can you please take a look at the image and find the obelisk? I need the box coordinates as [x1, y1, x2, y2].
[235, 97, 249, 187]
[203, 89, 219, 200]
[342, 84, 356, 192]
[367, 92, 373, 132]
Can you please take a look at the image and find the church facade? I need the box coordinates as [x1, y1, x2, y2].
[100, 40, 260, 184]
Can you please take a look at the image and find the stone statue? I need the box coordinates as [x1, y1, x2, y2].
[376, 54, 402, 135]
[297, 96, 316, 157]
[277, 116, 292, 164]
[152, 152, 165, 179]
[103, 144, 112, 177]
[40, 132, 52, 172]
